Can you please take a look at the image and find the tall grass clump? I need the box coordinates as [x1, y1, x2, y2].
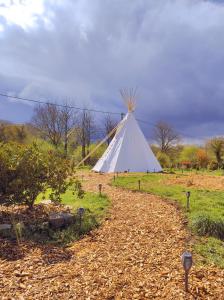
[192, 214, 224, 240]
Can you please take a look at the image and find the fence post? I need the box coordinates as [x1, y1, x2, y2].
[186, 191, 191, 211]
[99, 184, 102, 196]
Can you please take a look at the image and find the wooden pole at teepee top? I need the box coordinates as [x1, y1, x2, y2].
[120, 87, 137, 112]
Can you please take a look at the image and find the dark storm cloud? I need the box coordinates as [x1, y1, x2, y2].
[0, 0, 224, 141]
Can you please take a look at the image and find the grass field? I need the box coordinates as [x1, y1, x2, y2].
[112, 173, 224, 268]
[37, 188, 109, 220]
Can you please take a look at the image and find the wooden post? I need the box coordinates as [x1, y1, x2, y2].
[99, 184, 102, 196]
[186, 191, 190, 211]
[77, 208, 85, 233]
[113, 175, 116, 182]
[138, 180, 141, 190]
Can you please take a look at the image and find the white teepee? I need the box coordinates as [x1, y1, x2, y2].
[92, 90, 162, 173]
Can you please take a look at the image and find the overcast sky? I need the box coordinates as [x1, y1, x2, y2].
[0, 0, 224, 142]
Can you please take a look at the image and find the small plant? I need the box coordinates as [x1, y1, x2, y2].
[74, 179, 85, 199]
[11, 215, 24, 246]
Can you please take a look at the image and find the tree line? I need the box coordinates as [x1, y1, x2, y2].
[1, 102, 224, 169]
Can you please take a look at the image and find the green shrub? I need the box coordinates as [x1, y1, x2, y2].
[208, 160, 219, 171]
[156, 152, 171, 168]
[73, 179, 85, 199]
[192, 215, 224, 240]
[0, 142, 72, 208]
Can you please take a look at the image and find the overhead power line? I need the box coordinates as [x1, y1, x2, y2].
[0, 92, 121, 115]
[0, 91, 197, 139]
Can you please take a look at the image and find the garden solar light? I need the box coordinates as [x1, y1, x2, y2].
[99, 184, 102, 196]
[77, 207, 85, 217]
[186, 191, 191, 199]
[181, 251, 193, 292]
[77, 207, 85, 232]
[186, 191, 191, 211]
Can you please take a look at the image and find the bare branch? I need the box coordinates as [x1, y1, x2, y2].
[153, 121, 180, 153]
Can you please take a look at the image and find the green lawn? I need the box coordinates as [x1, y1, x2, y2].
[112, 173, 224, 268]
[37, 188, 109, 221]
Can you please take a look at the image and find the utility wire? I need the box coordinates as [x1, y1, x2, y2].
[0, 92, 122, 115]
[0, 91, 198, 139]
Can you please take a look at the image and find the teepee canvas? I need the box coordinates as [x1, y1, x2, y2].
[93, 90, 162, 173]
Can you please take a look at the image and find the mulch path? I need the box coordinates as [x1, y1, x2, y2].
[1, 172, 223, 299]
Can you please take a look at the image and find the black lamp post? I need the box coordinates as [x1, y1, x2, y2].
[138, 180, 141, 190]
[77, 207, 85, 232]
[186, 191, 191, 211]
[181, 251, 193, 292]
[99, 184, 102, 196]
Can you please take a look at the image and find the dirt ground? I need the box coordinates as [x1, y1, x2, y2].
[166, 173, 224, 191]
[0, 172, 223, 299]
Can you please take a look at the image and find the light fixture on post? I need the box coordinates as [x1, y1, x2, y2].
[186, 191, 191, 211]
[138, 180, 141, 190]
[181, 251, 193, 292]
[77, 207, 85, 232]
[99, 184, 102, 196]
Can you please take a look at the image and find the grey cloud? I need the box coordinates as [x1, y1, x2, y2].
[0, 0, 224, 141]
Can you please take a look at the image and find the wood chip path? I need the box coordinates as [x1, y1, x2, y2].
[1, 172, 223, 299]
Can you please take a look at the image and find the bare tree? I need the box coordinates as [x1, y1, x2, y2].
[77, 110, 95, 163]
[60, 103, 77, 155]
[103, 114, 117, 145]
[207, 137, 224, 167]
[32, 103, 77, 153]
[153, 121, 180, 153]
[32, 104, 64, 148]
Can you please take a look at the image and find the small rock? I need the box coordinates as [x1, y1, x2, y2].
[49, 212, 75, 229]
[40, 199, 52, 205]
[0, 224, 12, 237]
